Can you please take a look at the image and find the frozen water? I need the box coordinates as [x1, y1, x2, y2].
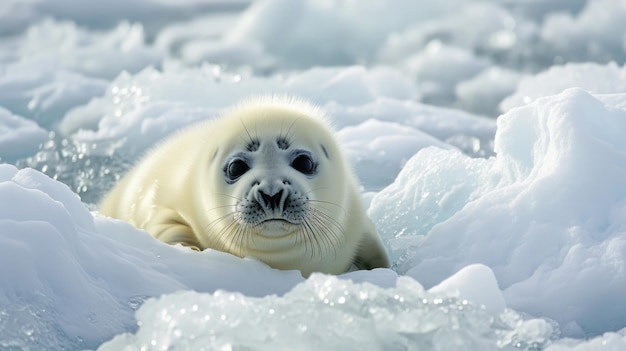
[0, 59, 107, 129]
[541, 0, 626, 65]
[0, 163, 302, 349]
[337, 119, 453, 191]
[2, 0, 626, 349]
[99, 275, 556, 351]
[369, 88, 626, 336]
[501, 62, 626, 112]
[403, 43, 490, 106]
[456, 67, 523, 116]
[0, 108, 48, 163]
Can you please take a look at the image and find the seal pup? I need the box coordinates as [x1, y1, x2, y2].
[99, 96, 389, 277]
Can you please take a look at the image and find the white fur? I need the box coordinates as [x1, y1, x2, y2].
[99, 96, 389, 277]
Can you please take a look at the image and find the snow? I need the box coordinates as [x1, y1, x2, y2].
[501, 62, 626, 112]
[369, 88, 626, 337]
[99, 274, 554, 351]
[0, 108, 48, 163]
[2, 0, 626, 349]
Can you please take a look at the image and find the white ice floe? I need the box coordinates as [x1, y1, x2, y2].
[369, 88, 626, 337]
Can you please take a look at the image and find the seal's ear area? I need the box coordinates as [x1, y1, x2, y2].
[353, 228, 391, 270]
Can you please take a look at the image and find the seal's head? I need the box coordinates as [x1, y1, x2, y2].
[197, 97, 356, 274]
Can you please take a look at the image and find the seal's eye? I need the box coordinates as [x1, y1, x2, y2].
[226, 159, 250, 181]
[291, 154, 316, 175]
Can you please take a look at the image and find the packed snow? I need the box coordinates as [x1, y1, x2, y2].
[2, 0, 626, 350]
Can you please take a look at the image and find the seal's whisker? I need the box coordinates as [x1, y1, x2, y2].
[308, 206, 346, 241]
[307, 199, 347, 214]
[307, 212, 338, 257]
[205, 204, 237, 213]
[212, 192, 243, 201]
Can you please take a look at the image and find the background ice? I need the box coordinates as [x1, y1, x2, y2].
[2, 0, 626, 349]
[0, 108, 48, 163]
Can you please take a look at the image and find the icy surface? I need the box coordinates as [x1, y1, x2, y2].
[369, 88, 626, 336]
[501, 62, 626, 111]
[0, 108, 48, 163]
[0, 164, 302, 349]
[2, 0, 626, 349]
[99, 275, 555, 351]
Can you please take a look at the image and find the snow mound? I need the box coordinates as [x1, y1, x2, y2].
[369, 88, 626, 336]
[337, 119, 453, 191]
[501, 62, 626, 111]
[456, 67, 523, 116]
[403, 43, 490, 106]
[0, 163, 302, 349]
[541, 0, 626, 65]
[0, 59, 107, 129]
[99, 274, 553, 351]
[58, 65, 419, 155]
[16, 19, 163, 79]
[221, 0, 465, 69]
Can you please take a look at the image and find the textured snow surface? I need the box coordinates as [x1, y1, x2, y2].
[3, 0, 626, 350]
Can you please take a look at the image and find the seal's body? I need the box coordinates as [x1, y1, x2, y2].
[99, 96, 389, 277]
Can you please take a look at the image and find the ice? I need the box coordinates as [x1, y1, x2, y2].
[541, 0, 626, 65]
[0, 59, 107, 129]
[546, 329, 626, 351]
[0, 0, 249, 36]
[220, 0, 466, 70]
[57, 65, 420, 156]
[456, 67, 523, 117]
[2, 0, 626, 349]
[501, 62, 626, 112]
[429, 264, 506, 315]
[99, 274, 555, 351]
[402, 43, 490, 106]
[0, 108, 48, 163]
[0, 163, 302, 349]
[377, 3, 520, 64]
[369, 88, 626, 336]
[337, 119, 453, 191]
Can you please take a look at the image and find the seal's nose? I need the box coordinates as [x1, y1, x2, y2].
[258, 189, 285, 212]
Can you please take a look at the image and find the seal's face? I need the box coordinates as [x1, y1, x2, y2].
[204, 106, 346, 264]
[225, 136, 317, 236]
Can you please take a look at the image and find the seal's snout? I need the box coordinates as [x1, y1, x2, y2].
[258, 189, 285, 212]
[255, 180, 289, 214]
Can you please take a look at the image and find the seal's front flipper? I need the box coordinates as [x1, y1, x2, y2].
[353, 228, 390, 270]
[145, 208, 202, 251]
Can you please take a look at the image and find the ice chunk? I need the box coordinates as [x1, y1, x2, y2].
[501, 62, 626, 112]
[18, 19, 164, 79]
[403, 43, 490, 106]
[337, 118, 453, 191]
[0, 164, 303, 349]
[429, 264, 506, 315]
[222, 0, 467, 69]
[369, 88, 626, 336]
[99, 274, 555, 351]
[0, 59, 107, 129]
[456, 67, 523, 117]
[58, 65, 421, 157]
[378, 3, 520, 64]
[541, 0, 626, 65]
[0, 108, 48, 162]
[546, 328, 626, 351]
